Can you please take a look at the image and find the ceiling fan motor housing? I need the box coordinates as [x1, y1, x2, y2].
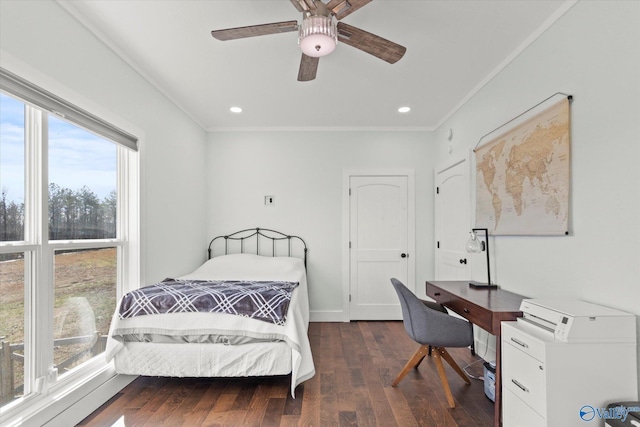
[299, 14, 338, 57]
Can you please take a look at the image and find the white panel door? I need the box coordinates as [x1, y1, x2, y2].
[435, 158, 471, 280]
[349, 175, 408, 320]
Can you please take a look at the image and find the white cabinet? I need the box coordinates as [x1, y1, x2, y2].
[502, 320, 637, 427]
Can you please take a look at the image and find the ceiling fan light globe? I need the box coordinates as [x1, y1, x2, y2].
[299, 15, 337, 57]
[300, 34, 336, 57]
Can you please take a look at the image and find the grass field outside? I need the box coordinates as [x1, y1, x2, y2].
[0, 248, 116, 402]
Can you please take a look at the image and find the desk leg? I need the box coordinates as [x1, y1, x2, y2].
[494, 336, 502, 427]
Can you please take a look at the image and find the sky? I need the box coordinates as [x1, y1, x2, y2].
[0, 93, 117, 204]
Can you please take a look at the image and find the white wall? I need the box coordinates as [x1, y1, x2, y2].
[434, 0, 640, 390]
[1, 1, 208, 423]
[206, 131, 435, 317]
[0, 0, 208, 282]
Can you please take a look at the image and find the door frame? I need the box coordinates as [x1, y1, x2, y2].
[342, 169, 416, 321]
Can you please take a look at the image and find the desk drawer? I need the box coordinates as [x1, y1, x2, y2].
[426, 284, 451, 304]
[447, 297, 492, 330]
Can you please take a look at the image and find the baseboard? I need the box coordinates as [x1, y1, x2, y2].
[309, 310, 346, 322]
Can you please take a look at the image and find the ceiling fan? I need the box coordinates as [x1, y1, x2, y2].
[211, 0, 406, 82]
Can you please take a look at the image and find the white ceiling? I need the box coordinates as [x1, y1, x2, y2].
[59, 0, 571, 131]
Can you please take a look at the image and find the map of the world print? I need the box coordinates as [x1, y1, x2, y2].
[475, 95, 570, 235]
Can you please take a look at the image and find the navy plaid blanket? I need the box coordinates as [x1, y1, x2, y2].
[118, 279, 299, 326]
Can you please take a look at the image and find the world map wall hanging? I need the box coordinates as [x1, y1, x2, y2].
[474, 93, 571, 235]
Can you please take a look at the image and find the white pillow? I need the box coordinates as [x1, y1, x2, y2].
[179, 253, 304, 282]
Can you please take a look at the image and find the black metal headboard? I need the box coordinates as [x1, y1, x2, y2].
[207, 227, 308, 267]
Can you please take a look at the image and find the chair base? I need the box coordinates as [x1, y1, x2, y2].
[392, 344, 471, 408]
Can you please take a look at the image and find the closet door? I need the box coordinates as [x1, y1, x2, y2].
[435, 157, 471, 280]
[349, 175, 410, 320]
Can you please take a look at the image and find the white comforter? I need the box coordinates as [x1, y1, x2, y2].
[105, 253, 315, 396]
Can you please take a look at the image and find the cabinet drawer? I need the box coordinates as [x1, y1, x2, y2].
[503, 388, 546, 427]
[502, 321, 546, 362]
[502, 341, 547, 417]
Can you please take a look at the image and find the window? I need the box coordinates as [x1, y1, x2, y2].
[0, 69, 138, 416]
[0, 93, 24, 241]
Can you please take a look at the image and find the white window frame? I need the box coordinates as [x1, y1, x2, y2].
[0, 72, 140, 427]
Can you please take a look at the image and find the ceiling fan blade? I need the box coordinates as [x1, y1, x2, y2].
[298, 54, 319, 81]
[337, 22, 406, 64]
[211, 21, 298, 41]
[327, 0, 371, 20]
[289, 0, 305, 12]
[290, 0, 318, 13]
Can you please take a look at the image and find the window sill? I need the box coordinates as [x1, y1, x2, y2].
[0, 362, 136, 427]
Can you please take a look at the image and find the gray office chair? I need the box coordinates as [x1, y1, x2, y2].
[390, 278, 473, 408]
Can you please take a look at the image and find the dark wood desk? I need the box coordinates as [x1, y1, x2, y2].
[426, 281, 526, 427]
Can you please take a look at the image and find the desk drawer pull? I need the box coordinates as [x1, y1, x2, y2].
[510, 337, 529, 348]
[463, 308, 470, 314]
[434, 292, 441, 296]
[511, 379, 529, 393]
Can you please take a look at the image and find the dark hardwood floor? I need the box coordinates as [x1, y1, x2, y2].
[78, 321, 494, 426]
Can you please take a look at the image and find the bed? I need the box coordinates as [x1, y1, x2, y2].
[105, 227, 315, 396]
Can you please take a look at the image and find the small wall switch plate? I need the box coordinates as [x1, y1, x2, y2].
[264, 195, 275, 206]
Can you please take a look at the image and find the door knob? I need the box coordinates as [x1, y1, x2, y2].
[459, 258, 467, 264]
[401, 253, 407, 258]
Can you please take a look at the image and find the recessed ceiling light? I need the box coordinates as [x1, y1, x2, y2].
[398, 106, 411, 113]
[230, 106, 243, 113]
